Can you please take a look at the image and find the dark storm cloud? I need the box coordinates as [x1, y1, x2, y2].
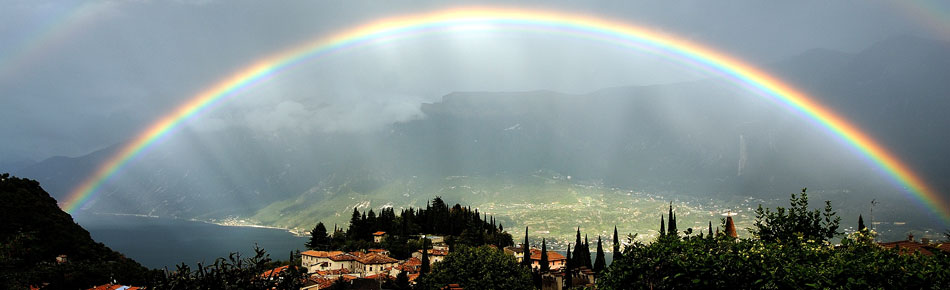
[0, 0, 940, 161]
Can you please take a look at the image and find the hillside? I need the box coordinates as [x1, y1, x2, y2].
[0, 173, 153, 289]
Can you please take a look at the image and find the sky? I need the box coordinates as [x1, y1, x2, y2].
[1, 0, 949, 162]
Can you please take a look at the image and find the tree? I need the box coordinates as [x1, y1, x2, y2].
[583, 234, 592, 268]
[594, 236, 606, 273]
[613, 226, 623, 262]
[522, 226, 531, 267]
[306, 222, 330, 250]
[416, 245, 533, 290]
[540, 238, 549, 272]
[749, 188, 841, 243]
[394, 270, 411, 290]
[660, 216, 666, 236]
[667, 202, 677, 237]
[858, 214, 867, 232]
[420, 238, 430, 275]
[565, 243, 573, 287]
[572, 227, 583, 267]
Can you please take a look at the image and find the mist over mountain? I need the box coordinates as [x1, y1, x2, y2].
[12, 35, 950, 228]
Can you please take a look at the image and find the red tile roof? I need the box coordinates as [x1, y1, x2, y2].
[373, 231, 387, 236]
[301, 250, 345, 258]
[359, 253, 399, 264]
[260, 265, 290, 278]
[328, 253, 359, 261]
[529, 249, 567, 261]
[880, 240, 937, 256]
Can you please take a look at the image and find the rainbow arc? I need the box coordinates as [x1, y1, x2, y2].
[59, 7, 949, 224]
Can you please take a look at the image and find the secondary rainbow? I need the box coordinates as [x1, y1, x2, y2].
[61, 7, 950, 223]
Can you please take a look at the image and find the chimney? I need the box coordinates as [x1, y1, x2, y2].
[725, 216, 738, 238]
[907, 233, 914, 242]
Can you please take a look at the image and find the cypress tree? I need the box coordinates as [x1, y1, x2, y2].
[612, 226, 623, 261]
[668, 203, 677, 237]
[565, 243, 573, 287]
[584, 234, 592, 268]
[708, 221, 713, 237]
[572, 227, 583, 266]
[522, 227, 531, 267]
[858, 214, 867, 232]
[594, 236, 606, 273]
[660, 216, 666, 236]
[540, 238, 549, 272]
[420, 238, 430, 274]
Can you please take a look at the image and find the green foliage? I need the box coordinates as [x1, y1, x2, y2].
[328, 197, 511, 254]
[416, 245, 533, 290]
[306, 222, 330, 250]
[594, 236, 606, 273]
[600, 189, 950, 289]
[613, 226, 623, 261]
[152, 246, 306, 289]
[601, 231, 950, 289]
[750, 188, 841, 244]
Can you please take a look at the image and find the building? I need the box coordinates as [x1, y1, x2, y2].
[358, 253, 400, 276]
[412, 248, 449, 265]
[528, 249, 567, 270]
[373, 231, 387, 243]
[503, 245, 528, 263]
[879, 233, 950, 256]
[302, 250, 360, 273]
[541, 271, 565, 290]
[367, 248, 390, 256]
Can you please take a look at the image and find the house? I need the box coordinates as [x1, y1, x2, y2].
[541, 271, 565, 290]
[301, 250, 346, 271]
[358, 253, 400, 276]
[373, 231, 387, 243]
[412, 248, 449, 265]
[528, 249, 567, 270]
[504, 245, 527, 263]
[367, 248, 390, 256]
[440, 283, 464, 290]
[879, 234, 950, 256]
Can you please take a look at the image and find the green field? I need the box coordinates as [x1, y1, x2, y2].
[249, 173, 759, 249]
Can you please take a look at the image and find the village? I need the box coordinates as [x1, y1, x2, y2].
[286, 230, 597, 290]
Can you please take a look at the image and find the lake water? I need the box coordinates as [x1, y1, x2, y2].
[75, 213, 308, 269]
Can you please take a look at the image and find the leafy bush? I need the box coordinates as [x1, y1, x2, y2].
[415, 245, 533, 290]
[600, 189, 950, 289]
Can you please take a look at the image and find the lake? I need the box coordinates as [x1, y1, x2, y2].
[75, 213, 308, 269]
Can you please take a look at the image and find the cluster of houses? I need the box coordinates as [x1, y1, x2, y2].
[296, 232, 450, 289]
[291, 231, 596, 289]
[503, 245, 597, 290]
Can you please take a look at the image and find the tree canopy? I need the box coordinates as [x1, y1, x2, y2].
[416, 245, 533, 290]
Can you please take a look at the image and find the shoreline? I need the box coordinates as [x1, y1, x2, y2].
[83, 211, 308, 237]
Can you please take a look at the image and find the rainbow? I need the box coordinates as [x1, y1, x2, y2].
[60, 7, 949, 223]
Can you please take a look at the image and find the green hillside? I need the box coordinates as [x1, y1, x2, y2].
[0, 173, 153, 289]
[251, 173, 756, 248]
